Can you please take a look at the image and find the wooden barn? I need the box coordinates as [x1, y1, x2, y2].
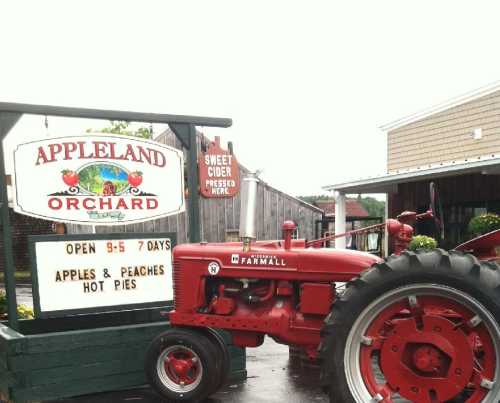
[69, 129, 323, 243]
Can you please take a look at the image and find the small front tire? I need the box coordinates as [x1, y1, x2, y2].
[145, 328, 220, 402]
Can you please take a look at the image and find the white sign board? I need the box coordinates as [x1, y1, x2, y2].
[13, 134, 185, 225]
[31, 234, 175, 317]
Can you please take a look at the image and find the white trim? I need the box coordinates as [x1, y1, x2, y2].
[380, 80, 500, 132]
[323, 153, 500, 193]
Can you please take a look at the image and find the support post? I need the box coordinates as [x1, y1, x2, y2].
[186, 124, 201, 243]
[169, 123, 202, 243]
[334, 191, 346, 249]
[0, 112, 21, 330]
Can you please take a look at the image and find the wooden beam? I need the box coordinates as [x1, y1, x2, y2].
[0, 102, 232, 128]
[0, 112, 22, 330]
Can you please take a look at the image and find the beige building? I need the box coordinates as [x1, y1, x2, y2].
[385, 83, 500, 173]
[325, 81, 500, 251]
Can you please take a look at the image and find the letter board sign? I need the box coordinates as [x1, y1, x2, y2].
[12, 134, 185, 225]
[29, 233, 176, 318]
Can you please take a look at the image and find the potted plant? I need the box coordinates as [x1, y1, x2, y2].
[468, 213, 500, 236]
[409, 235, 438, 251]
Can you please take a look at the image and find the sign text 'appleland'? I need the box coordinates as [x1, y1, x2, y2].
[13, 134, 185, 225]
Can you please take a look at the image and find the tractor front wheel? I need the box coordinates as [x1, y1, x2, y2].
[320, 249, 500, 403]
[145, 328, 220, 402]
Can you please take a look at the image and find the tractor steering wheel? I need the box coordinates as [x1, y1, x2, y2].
[429, 182, 444, 241]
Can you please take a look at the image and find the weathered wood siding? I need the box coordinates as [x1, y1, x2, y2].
[388, 90, 500, 172]
[70, 130, 322, 243]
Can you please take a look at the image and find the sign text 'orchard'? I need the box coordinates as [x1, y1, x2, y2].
[13, 134, 185, 225]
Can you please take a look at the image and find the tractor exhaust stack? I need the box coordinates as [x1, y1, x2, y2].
[239, 173, 259, 252]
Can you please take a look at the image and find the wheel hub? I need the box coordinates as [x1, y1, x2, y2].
[157, 345, 203, 392]
[413, 345, 446, 373]
[380, 315, 474, 401]
[169, 357, 194, 382]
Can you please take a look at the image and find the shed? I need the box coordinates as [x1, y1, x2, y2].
[70, 129, 323, 243]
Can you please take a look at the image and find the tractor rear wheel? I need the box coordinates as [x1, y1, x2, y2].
[320, 249, 500, 403]
[145, 328, 220, 402]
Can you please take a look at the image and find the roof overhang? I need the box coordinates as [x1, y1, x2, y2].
[323, 154, 500, 194]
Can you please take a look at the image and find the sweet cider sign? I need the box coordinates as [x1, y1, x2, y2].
[199, 136, 239, 198]
[12, 134, 185, 225]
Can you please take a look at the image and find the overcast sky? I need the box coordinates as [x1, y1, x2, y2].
[1, 1, 500, 197]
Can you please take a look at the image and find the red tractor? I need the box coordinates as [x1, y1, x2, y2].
[145, 176, 500, 403]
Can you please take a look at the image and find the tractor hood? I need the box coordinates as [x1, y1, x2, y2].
[173, 240, 382, 282]
[297, 247, 383, 280]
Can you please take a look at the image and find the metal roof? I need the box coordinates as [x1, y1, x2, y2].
[323, 154, 500, 194]
[380, 80, 500, 132]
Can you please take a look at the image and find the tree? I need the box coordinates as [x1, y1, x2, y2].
[87, 121, 153, 139]
[357, 195, 385, 218]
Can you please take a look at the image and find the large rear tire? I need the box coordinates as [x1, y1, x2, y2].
[320, 249, 500, 403]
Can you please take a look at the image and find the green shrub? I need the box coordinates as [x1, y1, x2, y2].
[409, 235, 438, 251]
[468, 213, 500, 236]
[0, 290, 34, 320]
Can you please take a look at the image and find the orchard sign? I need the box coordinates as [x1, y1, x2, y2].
[199, 136, 239, 198]
[12, 134, 185, 225]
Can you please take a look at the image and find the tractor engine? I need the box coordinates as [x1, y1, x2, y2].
[170, 239, 369, 355]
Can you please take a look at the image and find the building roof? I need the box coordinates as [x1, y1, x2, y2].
[380, 80, 500, 132]
[315, 199, 369, 217]
[323, 153, 500, 194]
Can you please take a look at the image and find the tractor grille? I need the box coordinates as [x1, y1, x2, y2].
[172, 260, 184, 310]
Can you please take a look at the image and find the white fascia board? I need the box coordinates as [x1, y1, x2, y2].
[323, 154, 500, 193]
